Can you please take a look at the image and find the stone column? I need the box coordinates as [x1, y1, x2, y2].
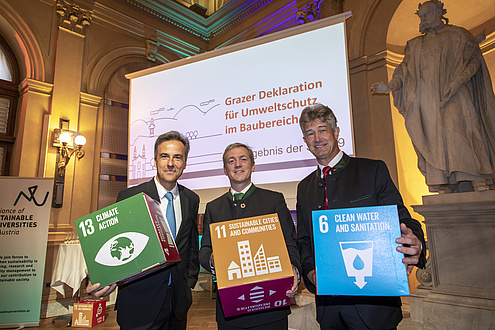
[14, 79, 53, 177]
[48, 0, 92, 240]
[411, 191, 495, 329]
[70, 92, 101, 221]
[42, 0, 95, 317]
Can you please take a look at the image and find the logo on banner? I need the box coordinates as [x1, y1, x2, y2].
[227, 240, 282, 281]
[13, 185, 50, 206]
[95, 232, 149, 266]
[339, 241, 373, 289]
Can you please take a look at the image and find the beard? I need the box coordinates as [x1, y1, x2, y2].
[419, 19, 442, 34]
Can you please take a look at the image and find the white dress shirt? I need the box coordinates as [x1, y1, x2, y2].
[318, 150, 344, 178]
[229, 182, 253, 199]
[154, 176, 183, 237]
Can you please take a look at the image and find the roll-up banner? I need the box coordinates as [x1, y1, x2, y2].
[0, 177, 53, 328]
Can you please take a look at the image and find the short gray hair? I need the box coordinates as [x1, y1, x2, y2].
[299, 103, 338, 133]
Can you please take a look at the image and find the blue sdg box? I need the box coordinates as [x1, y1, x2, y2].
[75, 193, 180, 288]
[312, 205, 409, 296]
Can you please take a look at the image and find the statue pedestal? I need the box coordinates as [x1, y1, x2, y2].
[411, 191, 495, 329]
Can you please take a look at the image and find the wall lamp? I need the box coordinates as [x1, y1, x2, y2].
[52, 122, 86, 208]
[53, 128, 86, 176]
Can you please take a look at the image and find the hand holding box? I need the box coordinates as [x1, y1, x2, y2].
[210, 213, 293, 317]
[75, 193, 180, 287]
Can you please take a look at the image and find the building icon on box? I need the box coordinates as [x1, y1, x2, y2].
[266, 256, 282, 273]
[228, 240, 282, 281]
[254, 244, 268, 275]
[238, 240, 255, 277]
[73, 313, 90, 327]
[210, 214, 294, 317]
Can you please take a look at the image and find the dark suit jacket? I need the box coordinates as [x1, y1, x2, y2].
[115, 179, 200, 330]
[199, 186, 301, 328]
[296, 154, 426, 329]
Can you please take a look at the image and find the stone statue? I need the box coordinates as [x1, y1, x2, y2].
[372, 0, 495, 193]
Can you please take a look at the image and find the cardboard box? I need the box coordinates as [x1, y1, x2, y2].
[312, 205, 409, 296]
[72, 299, 106, 327]
[75, 193, 180, 287]
[210, 213, 293, 317]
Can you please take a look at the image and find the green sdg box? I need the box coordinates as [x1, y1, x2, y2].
[75, 193, 180, 287]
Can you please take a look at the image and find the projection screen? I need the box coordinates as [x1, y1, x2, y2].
[127, 12, 353, 191]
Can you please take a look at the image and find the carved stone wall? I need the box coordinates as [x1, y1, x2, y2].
[412, 192, 495, 329]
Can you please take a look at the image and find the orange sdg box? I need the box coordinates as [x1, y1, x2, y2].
[210, 213, 293, 317]
[71, 299, 106, 328]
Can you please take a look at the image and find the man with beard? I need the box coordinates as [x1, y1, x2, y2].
[372, 0, 495, 193]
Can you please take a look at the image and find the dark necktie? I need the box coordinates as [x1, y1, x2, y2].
[164, 192, 176, 239]
[323, 166, 331, 210]
[234, 193, 244, 201]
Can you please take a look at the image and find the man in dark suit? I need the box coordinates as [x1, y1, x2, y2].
[199, 142, 301, 330]
[296, 104, 426, 329]
[86, 131, 200, 330]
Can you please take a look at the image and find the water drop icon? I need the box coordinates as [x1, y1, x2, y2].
[353, 254, 365, 270]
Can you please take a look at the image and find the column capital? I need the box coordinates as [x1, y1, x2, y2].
[80, 92, 102, 108]
[296, 0, 322, 25]
[56, 0, 92, 35]
[19, 78, 53, 96]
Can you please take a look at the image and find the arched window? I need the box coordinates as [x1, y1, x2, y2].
[0, 35, 19, 175]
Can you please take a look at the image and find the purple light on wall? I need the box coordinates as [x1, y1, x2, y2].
[296, 0, 322, 25]
[257, 16, 298, 37]
[256, 1, 300, 37]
